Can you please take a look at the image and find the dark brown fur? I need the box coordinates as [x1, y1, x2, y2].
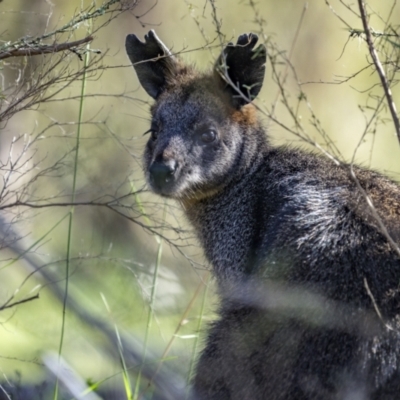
[126, 31, 400, 400]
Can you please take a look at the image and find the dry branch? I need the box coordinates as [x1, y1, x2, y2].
[0, 36, 94, 60]
[357, 0, 400, 144]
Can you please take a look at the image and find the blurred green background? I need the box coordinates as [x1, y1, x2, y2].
[1, 0, 400, 398]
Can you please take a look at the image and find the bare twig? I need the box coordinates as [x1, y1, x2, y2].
[0, 36, 94, 60]
[269, 2, 308, 120]
[363, 277, 394, 331]
[208, 0, 224, 46]
[357, 0, 400, 144]
[325, 0, 353, 29]
[0, 293, 39, 311]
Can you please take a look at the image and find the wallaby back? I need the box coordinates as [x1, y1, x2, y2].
[126, 30, 400, 399]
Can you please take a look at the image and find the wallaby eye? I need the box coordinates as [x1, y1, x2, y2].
[200, 129, 217, 144]
[151, 129, 158, 141]
[150, 120, 160, 141]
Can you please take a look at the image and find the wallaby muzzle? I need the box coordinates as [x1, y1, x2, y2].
[149, 159, 177, 192]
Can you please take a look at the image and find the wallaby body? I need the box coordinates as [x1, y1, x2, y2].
[126, 31, 400, 399]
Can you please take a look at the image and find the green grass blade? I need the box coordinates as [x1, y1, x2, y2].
[53, 35, 90, 400]
[186, 273, 210, 398]
[133, 202, 167, 400]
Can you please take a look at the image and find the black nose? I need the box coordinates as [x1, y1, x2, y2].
[149, 161, 177, 190]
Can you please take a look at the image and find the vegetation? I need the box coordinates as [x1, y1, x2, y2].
[1, 0, 400, 399]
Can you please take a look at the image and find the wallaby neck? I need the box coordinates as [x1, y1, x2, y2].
[182, 143, 271, 289]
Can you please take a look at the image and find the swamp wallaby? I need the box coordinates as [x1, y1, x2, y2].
[126, 30, 400, 400]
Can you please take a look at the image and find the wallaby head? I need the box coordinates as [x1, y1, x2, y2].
[125, 30, 267, 201]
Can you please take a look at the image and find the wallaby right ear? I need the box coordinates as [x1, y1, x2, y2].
[215, 33, 267, 107]
[125, 30, 179, 99]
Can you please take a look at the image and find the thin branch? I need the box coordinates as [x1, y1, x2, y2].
[0, 36, 94, 60]
[0, 294, 39, 311]
[208, 0, 224, 46]
[357, 0, 400, 144]
[269, 2, 308, 119]
[363, 278, 395, 331]
[325, 0, 353, 29]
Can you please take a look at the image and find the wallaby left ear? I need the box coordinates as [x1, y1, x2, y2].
[125, 30, 179, 99]
[215, 33, 267, 108]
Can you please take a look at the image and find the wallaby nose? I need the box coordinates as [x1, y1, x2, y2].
[149, 160, 177, 190]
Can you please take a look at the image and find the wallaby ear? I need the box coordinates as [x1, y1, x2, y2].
[125, 30, 179, 99]
[215, 33, 267, 107]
